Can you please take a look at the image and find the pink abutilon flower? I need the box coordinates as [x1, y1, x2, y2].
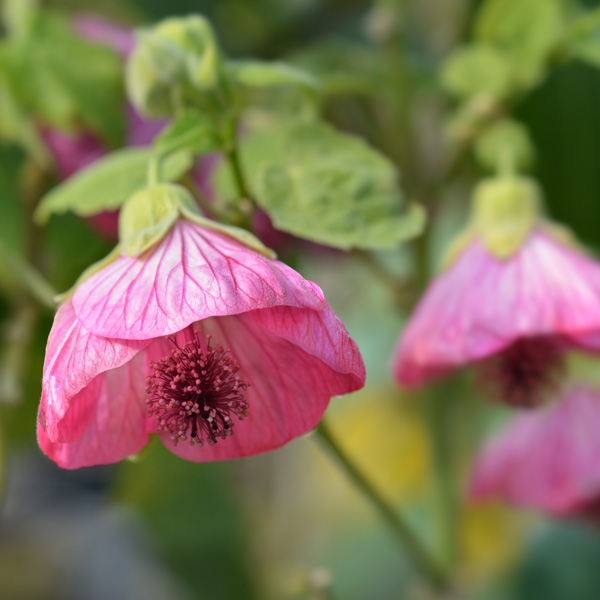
[392, 176, 600, 407]
[470, 386, 600, 518]
[37, 219, 365, 469]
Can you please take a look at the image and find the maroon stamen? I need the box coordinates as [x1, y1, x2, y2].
[477, 337, 565, 408]
[146, 333, 249, 446]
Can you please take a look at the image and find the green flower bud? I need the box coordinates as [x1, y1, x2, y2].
[125, 16, 226, 118]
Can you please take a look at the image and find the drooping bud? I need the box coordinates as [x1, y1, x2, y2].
[125, 15, 227, 118]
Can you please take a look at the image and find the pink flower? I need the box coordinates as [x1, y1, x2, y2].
[393, 228, 600, 406]
[37, 220, 365, 469]
[470, 386, 600, 518]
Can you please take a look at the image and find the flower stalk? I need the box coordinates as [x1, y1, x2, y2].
[316, 419, 451, 592]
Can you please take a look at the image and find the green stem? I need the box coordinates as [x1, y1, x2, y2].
[316, 420, 450, 592]
[147, 155, 162, 186]
[0, 237, 56, 309]
[426, 387, 460, 571]
[226, 142, 254, 206]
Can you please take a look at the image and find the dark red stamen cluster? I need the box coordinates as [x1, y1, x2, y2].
[477, 337, 564, 408]
[146, 333, 249, 446]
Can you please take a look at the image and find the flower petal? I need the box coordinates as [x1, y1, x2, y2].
[394, 230, 600, 385]
[470, 386, 600, 515]
[153, 310, 364, 462]
[38, 351, 150, 469]
[38, 300, 149, 442]
[73, 220, 324, 340]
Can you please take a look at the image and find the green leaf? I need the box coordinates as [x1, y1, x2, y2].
[221, 121, 424, 250]
[442, 45, 513, 100]
[35, 147, 193, 224]
[474, 0, 563, 87]
[227, 60, 320, 93]
[154, 110, 221, 158]
[1, 11, 125, 146]
[474, 119, 535, 172]
[289, 38, 386, 97]
[572, 35, 600, 68]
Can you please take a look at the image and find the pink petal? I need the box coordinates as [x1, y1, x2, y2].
[38, 352, 150, 469]
[152, 310, 364, 462]
[41, 128, 107, 179]
[394, 230, 600, 385]
[73, 15, 136, 58]
[38, 300, 149, 442]
[470, 386, 600, 515]
[73, 220, 325, 340]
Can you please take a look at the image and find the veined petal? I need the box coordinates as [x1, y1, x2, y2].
[38, 352, 149, 469]
[154, 312, 363, 462]
[38, 300, 149, 442]
[470, 386, 600, 515]
[394, 230, 600, 385]
[73, 220, 324, 340]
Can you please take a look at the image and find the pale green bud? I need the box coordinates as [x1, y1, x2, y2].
[125, 16, 225, 118]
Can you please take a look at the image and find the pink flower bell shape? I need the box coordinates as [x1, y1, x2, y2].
[470, 386, 600, 518]
[37, 206, 365, 468]
[393, 176, 600, 406]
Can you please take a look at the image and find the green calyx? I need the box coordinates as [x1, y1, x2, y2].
[472, 175, 541, 258]
[442, 175, 543, 267]
[56, 183, 274, 301]
[119, 182, 275, 258]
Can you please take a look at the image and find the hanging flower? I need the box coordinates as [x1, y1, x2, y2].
[37, 185, 365, 469]
[470, 385, 600, 518]
[392, 175, 600, 406]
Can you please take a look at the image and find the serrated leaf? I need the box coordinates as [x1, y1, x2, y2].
[442, 45, 513, 100]
[221, 121, 424, 250]
[35, 147, 193, 224]
[474, 0, 563, 87]
[154, 110, 221, 157]
[228, 60, 320, 93]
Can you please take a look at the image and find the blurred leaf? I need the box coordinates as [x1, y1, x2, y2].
[474, 0, 563, 87]
[442, 45, 513, 100]
[0, 10, 125, 146]
[153, 110, 221, 157]
[220, 120, 424, 249]
[228, 59, 320, 93]
[572, 35, 600, 68]
[474, 119, 535, 172]
[0, 145, 25, 294]
[35, 147, 193, 224]
[290, 38, 386, 97]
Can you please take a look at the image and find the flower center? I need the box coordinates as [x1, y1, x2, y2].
[146, 333, 250, 446]
[477, 337, 564, 408]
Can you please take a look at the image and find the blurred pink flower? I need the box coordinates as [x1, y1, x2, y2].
[37, 220, 365, 469]
[470, 385, 600, 517]
[393, 229, 600, 406]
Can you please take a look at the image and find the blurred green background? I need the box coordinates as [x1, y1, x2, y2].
[3, 1, 600, 599]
